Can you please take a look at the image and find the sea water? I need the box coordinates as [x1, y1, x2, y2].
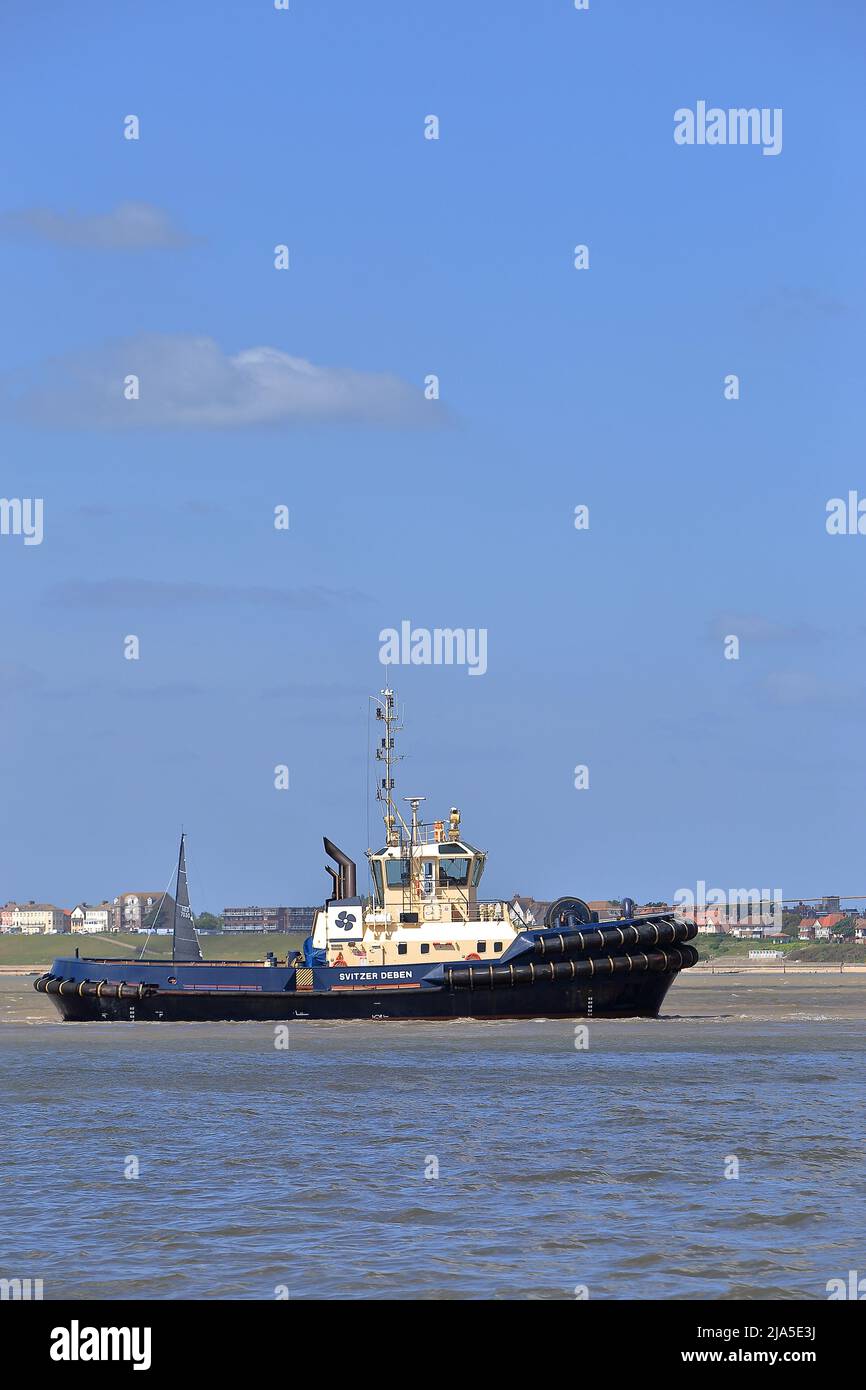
[1, 974, 863, 1300]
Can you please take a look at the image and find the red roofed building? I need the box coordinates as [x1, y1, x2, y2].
[814, 913, 846, 940]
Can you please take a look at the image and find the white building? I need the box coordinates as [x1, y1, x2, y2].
[70, 902, 115, 934]
[509, 896, 551, 927]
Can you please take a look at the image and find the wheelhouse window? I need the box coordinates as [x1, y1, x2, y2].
[471, 854, 486, 887]
[438, 856, 470, 887]
[370, 859, 384, 906]
[385, 859, 412, 888]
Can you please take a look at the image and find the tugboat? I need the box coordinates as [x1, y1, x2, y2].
[36, 690, 697, 1022]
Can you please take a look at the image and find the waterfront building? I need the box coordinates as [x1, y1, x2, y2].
[113, 891, 174, 932]
[284, 906, 316, 931]
[6, 903, 69, 934]
[223, 906, 288, 932]
[70, 902, 116, 934]
[509, 895, 551, 926]
[222, 906, 316, 932]
[800, 912, 847, 942]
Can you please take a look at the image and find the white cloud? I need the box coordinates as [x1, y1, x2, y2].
[3, 334, 436, 429]
[0, 201, 191, 249]
[707, 612, 824, 644]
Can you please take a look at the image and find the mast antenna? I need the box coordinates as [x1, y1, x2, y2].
[374, 688, 406, 845]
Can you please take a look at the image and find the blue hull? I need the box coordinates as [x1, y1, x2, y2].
[37, 917, 698, 1021]
[38, 971, 681, 1021]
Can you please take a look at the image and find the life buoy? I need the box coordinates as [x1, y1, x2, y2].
[464, 952, 481, 960]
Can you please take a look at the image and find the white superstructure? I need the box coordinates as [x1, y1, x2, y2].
[310, 690, 522, 967]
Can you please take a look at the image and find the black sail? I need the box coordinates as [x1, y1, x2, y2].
[172, 833, 202, 960]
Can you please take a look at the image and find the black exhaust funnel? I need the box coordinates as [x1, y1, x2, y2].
[323, 837, 357, 899]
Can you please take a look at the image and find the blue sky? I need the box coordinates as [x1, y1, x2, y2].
[0, 1, 864, 912]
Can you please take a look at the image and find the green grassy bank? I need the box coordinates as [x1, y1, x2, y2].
[0, 932, 308, 970]
[696, 936, 866, 965]
[4, 931, 866, 971]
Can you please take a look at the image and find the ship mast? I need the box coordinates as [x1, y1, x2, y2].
[375, 689, 405, 846]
